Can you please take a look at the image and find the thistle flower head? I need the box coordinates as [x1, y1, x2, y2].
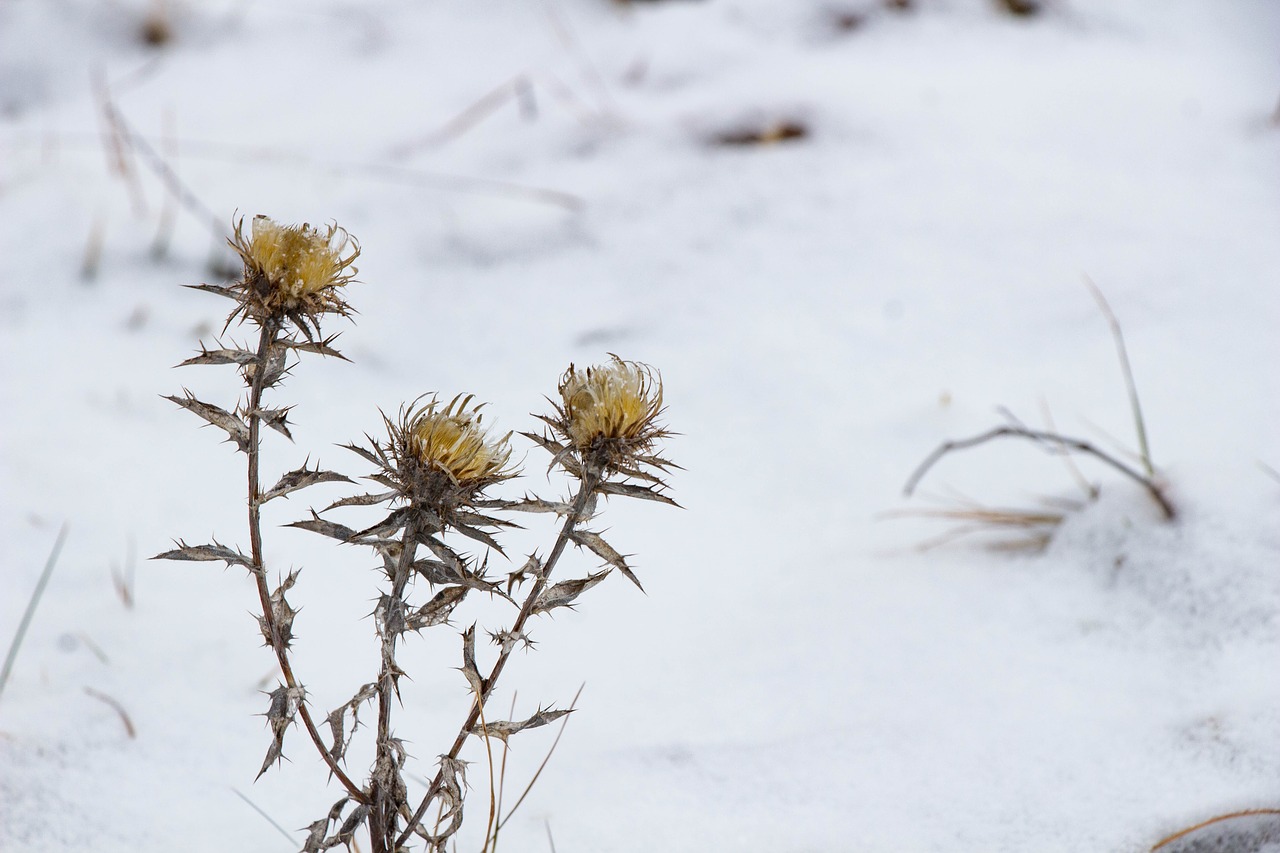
[226, 215, 359, 335]
[550, 356, 668, 476]
[385, 395, 516, 514]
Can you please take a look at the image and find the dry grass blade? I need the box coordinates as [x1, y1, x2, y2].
[1151, 809, 1280, 850]
[884, 504, 1066, 553]
[82, 687, 136, 738]
[0, 523, 70, 711]
[1084, 276, 1154, 478]
[231, 786, 299, 848]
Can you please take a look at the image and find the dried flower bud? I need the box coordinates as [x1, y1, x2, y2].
[226, 215, 359, 335]
[552, 356, 667, 474]
[385, 395, 517, 515]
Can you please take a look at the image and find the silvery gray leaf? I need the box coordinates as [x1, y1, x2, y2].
[407, 585, 468, 630]
[488, 628, 534, 655]
[176, 345, 257, 368]
[413, 558, 462, 585]
[252, 406, 294, 440]
[257, 684, 306, 779]
[532, 570, 608, 615]
[164, 391, 250, 453]
[374, 594, 407, 639]
[153, 539, 253, 570]
[597, 481, 681, 507]
[329, 803, 370, 848]
[520, 430, 583, 476]
[183, 282, 236, 300]
[460, 625, 483, 695]
[302, 818, 328, 853]
[452, 521, 504, 554]
[571, 530, 643, 591]
[261, 466, 353, 504]
[325, 682, 376, 765]
[284, 335, 349, 361]
[324, 490, 397, 511]
[506, 554, 542, 593]
[420, 536, 465, 574]
[339, 441, 383, 467]
[351, 507, 410, 541]
[287, 511, 355, 543]
[505, 497, 573, 516]
[258, 569, 300, 648]
[471, 706, 572, 743]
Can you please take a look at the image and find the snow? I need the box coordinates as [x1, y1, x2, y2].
[2, 0, 1278, 851]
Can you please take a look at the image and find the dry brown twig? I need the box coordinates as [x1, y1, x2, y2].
[158, 216, 674, 852]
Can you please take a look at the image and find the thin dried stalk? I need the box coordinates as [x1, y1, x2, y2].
[244, 321, 366, 802]
[395, 474, 599, 849]
[903, 425, 1175, 520]
[0, 523, 70, 711]
[1084, 276, 1155, 478]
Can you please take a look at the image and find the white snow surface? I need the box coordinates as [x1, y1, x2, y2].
[2, 1, 1278, 851]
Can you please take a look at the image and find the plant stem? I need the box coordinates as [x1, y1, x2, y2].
[369, 515, 421, 853]
[245, 322, 367, 802]
[395, 474, 599, 849]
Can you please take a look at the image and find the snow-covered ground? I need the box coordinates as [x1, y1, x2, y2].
[2, 1, 1278, 851]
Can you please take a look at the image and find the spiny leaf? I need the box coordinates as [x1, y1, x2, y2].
[472, 707, 572, 744]
[488, 628, 534, 655]
[571, 530, 643, 591]
[596, 481, 681, 507]
[257, 569, 300, 648]
[153, 539, 252, 570]
[532, 570, 609, 615]
[506, 554, 542, 594]
[339, 440, 383, 468]
[257, 685, 306, 779]
[519, 430, 582, 476]
[261, 465, 353, 504]
[374, 594, 407, 640]
[176, 345, 256, 368]
[505, 496, 574, 516]
[452, 521, 505, 555]
[164, 391, 249, 452]
[330, 803, 370, 849]
[287, 511, 356, 543]
[460, 625, 483, 695]
[407, 586, 469, 631]
[284, 335, 350, 361]
[252, 407, 294, 440]
[183, 282, 237, 300]
[325, 683, 377, 766]
[323, 490, 396, 511]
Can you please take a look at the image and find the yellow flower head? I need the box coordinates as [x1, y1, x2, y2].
[227, 215, 359, 333]
[558, 356, 665, 455]
[406, 395, 514, 488]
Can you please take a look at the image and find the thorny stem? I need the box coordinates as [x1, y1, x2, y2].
[245, 322, 367, 803]
[369, 514, 421, 852]
[395, 473, 600, 850]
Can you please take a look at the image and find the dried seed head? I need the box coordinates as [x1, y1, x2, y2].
[387, 395, 517, 514]
[226, 215, 359, 333]
[554, 356, 666, 473]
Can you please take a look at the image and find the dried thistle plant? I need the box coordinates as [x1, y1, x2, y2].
[158, 222, 675, 853]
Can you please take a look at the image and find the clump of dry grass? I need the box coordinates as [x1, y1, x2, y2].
[157, 216, 676, 853]
[897, 282, 1174, 552]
